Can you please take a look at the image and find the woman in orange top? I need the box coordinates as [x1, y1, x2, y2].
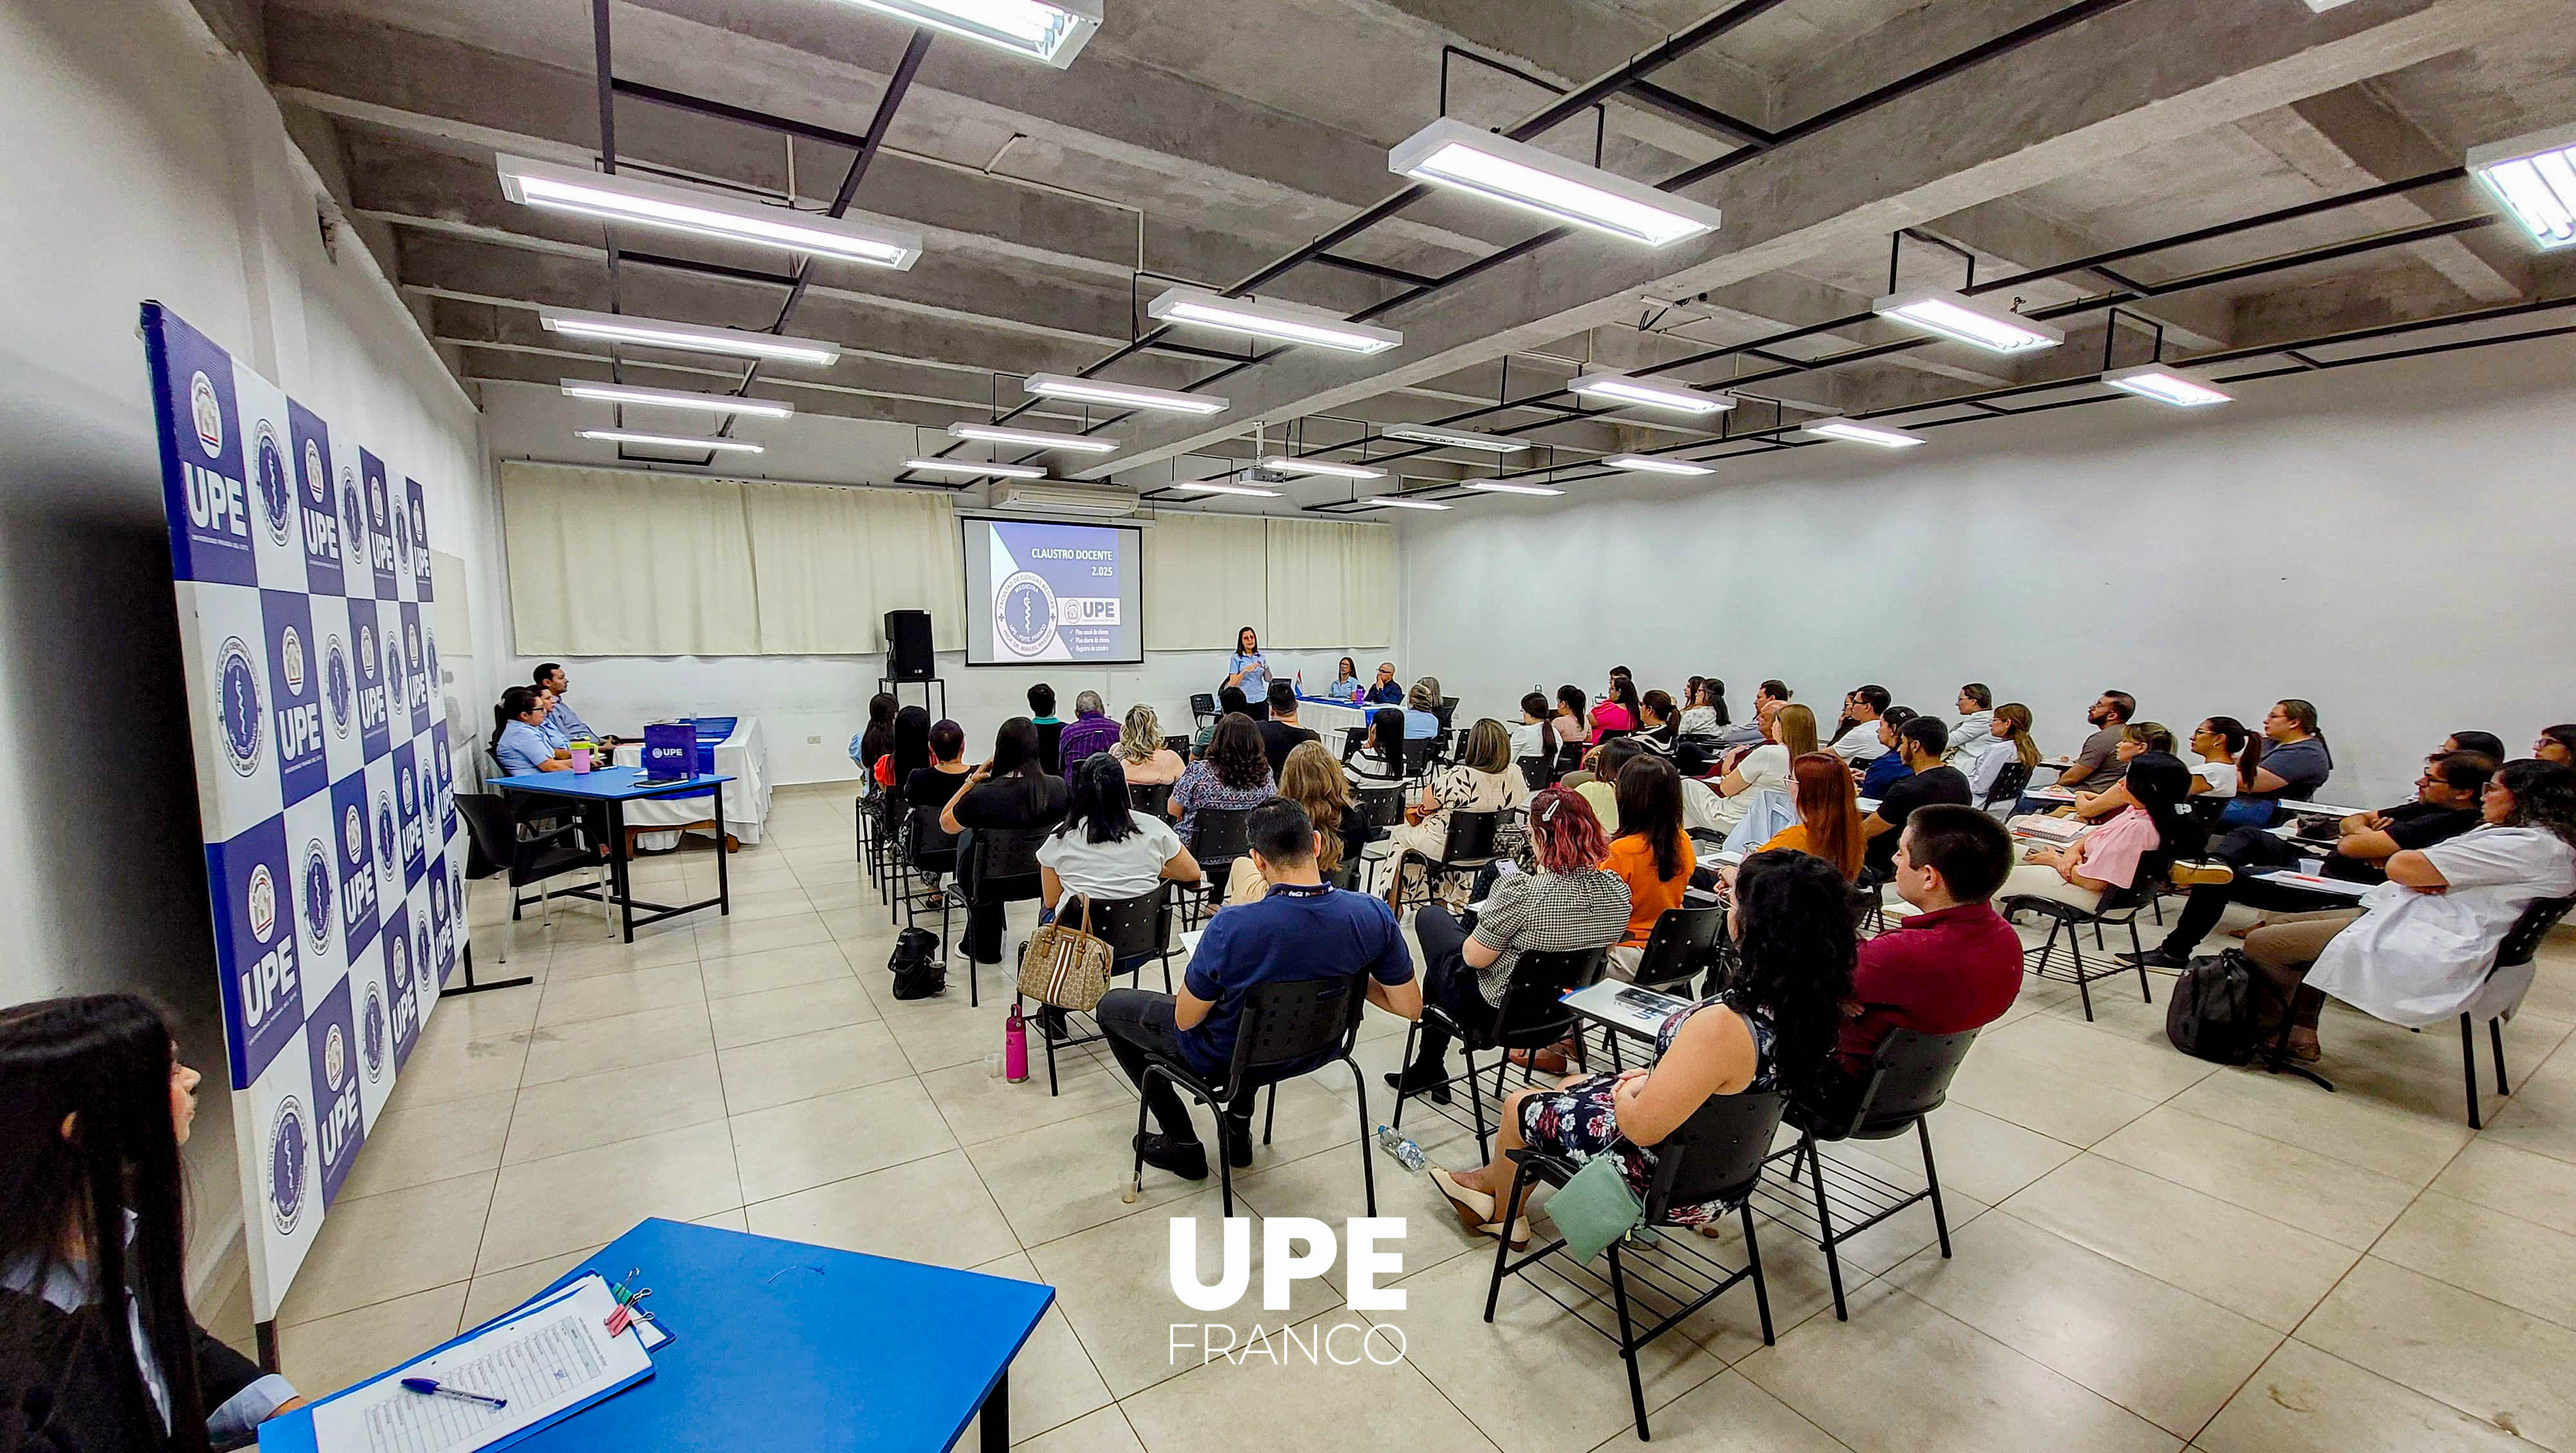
[1601, 754, 1694, 978]
[1759, 751, 1866, 880]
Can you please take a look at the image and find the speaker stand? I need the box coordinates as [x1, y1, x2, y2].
[880, 675, 947, 723]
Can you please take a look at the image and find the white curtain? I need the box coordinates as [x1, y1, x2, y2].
[1264, 517, 1395, 648]
[741, 482, 964, 653]
[501, 462, 758, 655]
[1144, 511, 1267, 651]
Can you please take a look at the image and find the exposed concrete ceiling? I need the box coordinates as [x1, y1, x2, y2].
[218, 0, 2576, 510]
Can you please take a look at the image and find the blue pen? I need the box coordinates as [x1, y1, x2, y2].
[401, 1377, 508, 1409]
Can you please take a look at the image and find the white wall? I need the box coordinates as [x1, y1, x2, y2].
[0, 0, 504, 1286]
[1397, 334, 2576, 809]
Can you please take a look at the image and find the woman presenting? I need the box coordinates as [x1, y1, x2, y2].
[1222, 625, 1271, 700]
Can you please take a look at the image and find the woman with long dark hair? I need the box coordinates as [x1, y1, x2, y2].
[1349, 707, 1411, 791]
[1039, 754, 1200, 947]
[939, 717, 1070, 963]
[2, 996, 304, 1452]
[1601, 754, 1692, 979]
[2219, 698, 2334, 827]
[491, 686, 568, 775]
[2533, 725, 2576, 766]
[1552, 685, 1589, 754]
[1589, 675, 1643, 744]
[1168, 714, 1274, 851]
[1759, 752, 1866, 880]
[881, 704, 933, 795]
[1430, 849, 1858, 1245]
[1222, 625, 1271, 701]
[1330, 656, 1363, 701]
[2188, 716, 2256, 798]
[1679, 678, 1730, 737]
[852, 692, 898, 775]
[2000, 752, 2191, 911]
[2265, 759, 2576, 1063]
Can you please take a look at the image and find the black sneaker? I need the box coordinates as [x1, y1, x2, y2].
[1135, 1132, 1209, 1181]
[1220, 1118, 1257, 1169]
[1383, 1068, 1454, 1106]
[1036, 1006, 1070, 1041]
[2118, 947, 2189, 969]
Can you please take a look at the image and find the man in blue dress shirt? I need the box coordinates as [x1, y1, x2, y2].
[535, 663, 615, 745]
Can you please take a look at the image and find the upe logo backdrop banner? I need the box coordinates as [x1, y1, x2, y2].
[144, 302, 463, 1322]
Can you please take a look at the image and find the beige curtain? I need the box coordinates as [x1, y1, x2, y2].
[1144, 511, 1267, 650]
[741, 482, 964, 653]
[501, 462, 757, 655]
[1263, 517, 1395, 647]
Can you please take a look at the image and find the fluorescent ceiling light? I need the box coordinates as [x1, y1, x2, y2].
[1024, 374, 1229, 415]
[1380, 424, 1530, 454]
[817, 0, 1100, 67]
[1465, 479, 1563, 495]
[538, 307, 842, 366]
[1260, 457, 1385, 480]
[1873, 290, 2063, 354]
[2101, 365, 2233, 408]
[578, 429, 763, 453]
[1605, 454, 1716, 475]
[2467, 124, 2576, 251]
[947, 423, 1119, 453]
[905, 457, 1046, 479]
[1567, 373, 1735, 415]
[1168, 479, 1281, 497]
[1366, 495, 1452, 511]
[558, 379, 794, 418]
[1146, 288, 1403, 355]
[498, 157, 922, 269]
[1800, 420, 1926, 449]
[1388, 117, 1723, 247]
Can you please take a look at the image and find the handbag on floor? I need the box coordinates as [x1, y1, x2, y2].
[1549, 1144, 1646, 1264]
[887, 926, 945, 1000]
[2164, 949, 2275, 1065]
[1018, 896, 1115, 1012]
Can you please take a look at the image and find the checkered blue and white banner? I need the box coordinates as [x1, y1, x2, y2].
[144, 303, 466, 1321]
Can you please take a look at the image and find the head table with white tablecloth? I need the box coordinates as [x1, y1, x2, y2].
[608, 716, 772, 849]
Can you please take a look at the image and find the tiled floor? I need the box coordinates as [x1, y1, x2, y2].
[263, 783, 2576, 1452]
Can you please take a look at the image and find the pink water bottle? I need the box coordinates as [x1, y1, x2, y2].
[1004, 1005, 1030, 1083]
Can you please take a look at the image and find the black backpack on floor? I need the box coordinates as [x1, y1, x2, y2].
[887, 927, 946, 1000]
[2164, 950, 2274, 1065]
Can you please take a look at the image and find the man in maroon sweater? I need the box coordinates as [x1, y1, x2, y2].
[1825, 804, 2024, 1110]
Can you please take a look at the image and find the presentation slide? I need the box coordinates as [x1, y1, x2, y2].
[961, 517, 1143, 665]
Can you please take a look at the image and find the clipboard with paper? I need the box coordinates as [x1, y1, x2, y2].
[258, 1274, 653, 1453]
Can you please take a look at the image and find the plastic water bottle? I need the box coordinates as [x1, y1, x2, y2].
[1374, 1125, 1427, 1172]
[1004, 1007, 1029, 1084]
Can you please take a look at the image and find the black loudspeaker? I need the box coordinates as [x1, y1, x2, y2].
[884, 610, 935, 680]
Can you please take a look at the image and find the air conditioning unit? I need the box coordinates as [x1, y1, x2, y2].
[992, 482, 1139, 517]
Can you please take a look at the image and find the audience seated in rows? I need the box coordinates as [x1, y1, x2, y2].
[1430, 850, 1857, 1246]
[1716, 679, 1789, 749]
[1856, 707, 1920, 797]
[1226, 742, 1370, 905]
[1037, 753, 1201, 975]
[1381, 719, 1530, 910]
[852, 691, 897, 777]
[1589, 674, 1642, 743]
[1510, 692, 1559, 767]
[1634, 690, 1680, 755]
[937, 717, 1069, 964]
[1386, 785, 1631, 1103]
[1193, 686, 1249, 756]
[1757, 752, 1865, 880]
[1863, 718, 1970, 878]
[1600, 755, 1694, 980]
[1258, 682, 1320, 777]
[1956, 703, 2040, 806]
[1552, 685, 1589, 750]
[1693, 702, 1814, 835]
[1679, 677, 1729, 739]
[1349, 708, 1411, 790]
[2057, 690, 2137, 793]
[1056, 690, 1121, 772]
[2125, 748, 2497, 970]
[2211, 698, 2335, 825]
[879, 706, 932, 796]
[1828, 685, 1891, 763]
[1170, 714, 1274, 851]
[2244, 759, 2576, 1063]
[1566, 736, 1646, 834]
[1112, 703, 1186, 785]
[2000, 752, 2190, 912]
[1027, 684, 1065, 774]
[1403, 678, 1444, 739]
[1944, 683, 1993, 763]
[903, 718, 972, 808]
[1102, 799, 1419, 1181]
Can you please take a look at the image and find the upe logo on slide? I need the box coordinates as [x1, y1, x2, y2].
[268, 1096, 308, 1236]
[218, 636, 265, 776]
[1167, 1217, 1406, 1367]
[190, 372, 223, 457]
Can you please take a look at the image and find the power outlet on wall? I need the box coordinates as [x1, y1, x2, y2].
[807, 735, 820, 744]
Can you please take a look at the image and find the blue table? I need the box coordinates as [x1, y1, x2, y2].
[489, 766, 736, 942]
[265, 1218, 1052, 1452]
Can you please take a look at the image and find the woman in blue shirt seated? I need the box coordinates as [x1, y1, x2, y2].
[1222, 625, 1271, 703]
[493, 686, 571, 775]
[1403, 677, 1444, 739]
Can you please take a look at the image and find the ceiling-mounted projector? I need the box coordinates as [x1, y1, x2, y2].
[992, 482, 1139, 517]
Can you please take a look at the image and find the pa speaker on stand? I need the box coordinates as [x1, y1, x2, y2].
[880, 610, 946, 721]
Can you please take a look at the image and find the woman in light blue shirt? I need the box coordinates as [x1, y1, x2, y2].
[1403, 676, 1444, 739]
[1222, 625, 1270, 701]
[493, 686, 569, 775]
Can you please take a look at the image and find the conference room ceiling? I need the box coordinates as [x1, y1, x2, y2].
[229, 0, 2576, 511]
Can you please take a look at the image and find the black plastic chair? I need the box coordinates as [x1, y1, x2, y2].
[1401, 737, 1437, 780]
[1978, 759, 2034, 814]
[1189, 692, 1218, 728]
[1124, 973, 1378, 1217]
[1392, 809, 1502, 916]
[1184, 808, 1254, 926]
[1353, 784, 1408, 830]
[456, 793, 599, 955]
[2003, 850, 2174, 1021]
[1628, 904, 1725, 997]
[944, 826, 1048, 1006]
[1488, 1089, 1786, 1441]
[1018, 886, 1181, 1095]
[896, 802, 959, 934]
[1516, 755, 1549, 791]
[1393, 945, 1608, 1159]
[1771, 1028, 1979, 1320]
[1127, 779, 1175, 819]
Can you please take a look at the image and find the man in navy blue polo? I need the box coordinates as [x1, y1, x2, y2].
[1098, 797, 1419, 1181]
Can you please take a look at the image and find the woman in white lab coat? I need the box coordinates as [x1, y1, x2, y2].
[2248, 759, 2576, 1061]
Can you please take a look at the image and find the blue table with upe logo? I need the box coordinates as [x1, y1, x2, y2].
[489, 766, 734, 942]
